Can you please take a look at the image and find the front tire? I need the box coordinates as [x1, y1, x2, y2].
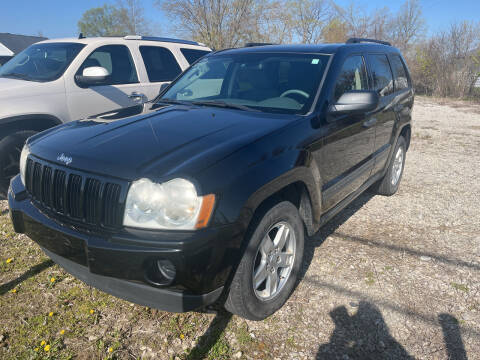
[373, 136, 407, 196]
[225, 201, 304, 320]
[0, 130, 37, 198]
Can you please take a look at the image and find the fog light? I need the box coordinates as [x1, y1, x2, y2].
[157, 259, 176, 281]
[144, 259, 176, 286]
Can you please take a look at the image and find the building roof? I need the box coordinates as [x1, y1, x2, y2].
[0, 33, 47, 55]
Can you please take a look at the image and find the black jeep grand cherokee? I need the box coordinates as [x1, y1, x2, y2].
[9, 39, 413, 320]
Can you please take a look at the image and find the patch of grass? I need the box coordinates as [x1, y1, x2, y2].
[450, 282, 469, 293]
[286, 335, 296, 348]
[206, 335, 231, 360]
[235, 323, 253, 347]
[365, 271, 375, 285]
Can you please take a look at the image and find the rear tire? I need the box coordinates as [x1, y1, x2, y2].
[225, 201, 304, 320]
[0, 130, 37, 199]
[372, 136, 406, 196]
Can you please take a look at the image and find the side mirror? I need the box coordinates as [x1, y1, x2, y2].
[328, 90, 379, 116]
[75, 66, 109, 86]
[158, 82, 170, 95]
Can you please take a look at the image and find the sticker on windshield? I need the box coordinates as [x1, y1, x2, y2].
[311, 59, 320, 64]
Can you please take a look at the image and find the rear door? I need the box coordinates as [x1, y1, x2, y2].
[319, 54, 376, 211]
[365, 53, 397, 174]
[136, 45, 184, 101]
[66, 44, 145, 120]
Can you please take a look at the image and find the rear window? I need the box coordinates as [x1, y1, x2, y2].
[140, 46, 182, 82]
[367, 54, 394, 97]
[180, 48, 211, 64]
[390, 55, 409, 91]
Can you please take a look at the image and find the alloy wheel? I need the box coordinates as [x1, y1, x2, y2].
[252, 221, 296, 301]
[391, 147, 404, 185]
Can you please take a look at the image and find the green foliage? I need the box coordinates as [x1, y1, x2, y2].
[78, 1, 150, 37]
[78, 5, 126, 37]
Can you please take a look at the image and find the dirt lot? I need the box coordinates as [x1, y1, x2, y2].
[1, 96, 479, 359]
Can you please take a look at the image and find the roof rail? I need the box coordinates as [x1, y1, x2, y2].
[346, 38, 391, 46]
[123, 35, 205, 46]
[244, 42, 275, 47]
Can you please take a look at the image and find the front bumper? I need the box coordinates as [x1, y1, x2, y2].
[8, 175, 243, 312]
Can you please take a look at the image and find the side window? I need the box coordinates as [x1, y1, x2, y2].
[140, 46, 182, 82]
[390, 55, 409, 91]
[334, 55, 368, 101]
[78, 45, 138, 85]
[367, 54, 394, 96]
[180, 48, 211, 64]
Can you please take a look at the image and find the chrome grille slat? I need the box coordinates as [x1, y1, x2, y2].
[25, 156, 125, 229]
[41, 166, 53, 207]
[53, 169, 66, 213]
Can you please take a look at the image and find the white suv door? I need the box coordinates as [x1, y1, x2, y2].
[66, 44, 146, 120]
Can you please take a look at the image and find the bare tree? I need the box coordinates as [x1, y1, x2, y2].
[289, 0, 331, 43]
[322, 17, 348, 43]
[369, 7, 390, 40]
[333, 2, 371, 39]
[388, 0, 425, 52]
[253, 0, 294, 44]
[117, 0, 152, 35]
[332, 2, 391, 41]
[158, 0, 261, 49]
[411, 21, 480, 98]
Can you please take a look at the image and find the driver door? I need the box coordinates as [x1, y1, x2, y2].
[317, 55, 376, 211]
[66, 44, 145, 120]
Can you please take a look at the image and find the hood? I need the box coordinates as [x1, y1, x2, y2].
[0, 77, 51, 99]
[29, 104, 295, 181]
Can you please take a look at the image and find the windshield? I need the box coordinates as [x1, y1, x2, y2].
[0, 42, 85, 82]
[161, 52, 330, 114]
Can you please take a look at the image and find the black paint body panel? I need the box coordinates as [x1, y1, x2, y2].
[9, 43, 413, 312]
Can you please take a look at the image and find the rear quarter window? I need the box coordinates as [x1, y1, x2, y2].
[180, 48, 211, 64]
[140, 46, 182, 82]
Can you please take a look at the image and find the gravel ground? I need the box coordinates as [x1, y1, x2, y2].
[0, 96, 479, 359]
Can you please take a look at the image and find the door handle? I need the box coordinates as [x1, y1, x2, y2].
[363, 118, 377, 128]
[128, 92, 145, 102]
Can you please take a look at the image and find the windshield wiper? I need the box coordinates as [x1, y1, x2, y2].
[1, 72, 34, 81]
[192, 100, 259, 112]
[155, 98, 188, 105]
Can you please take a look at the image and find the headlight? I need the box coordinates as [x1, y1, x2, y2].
[123, 178, 215, 230]
[19, 145, 30, 185]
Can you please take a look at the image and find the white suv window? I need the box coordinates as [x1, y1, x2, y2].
[180, 48, 210, 64]
[139, 46, 182, 82]
[77, 45, 138, 85]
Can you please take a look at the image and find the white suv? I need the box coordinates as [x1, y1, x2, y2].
[0, 35, 211, 197]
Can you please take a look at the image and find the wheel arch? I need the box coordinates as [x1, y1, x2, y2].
[0, 114, 63, 139]
[239, 165, 323, 238]
[399, 124, 411, 150]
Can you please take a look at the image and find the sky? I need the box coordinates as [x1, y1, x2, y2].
[0, 0, 478, 39]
